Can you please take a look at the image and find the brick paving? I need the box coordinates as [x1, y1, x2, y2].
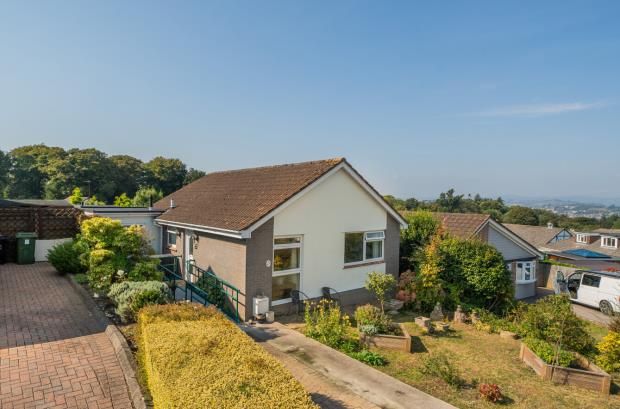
[0, 263, 133, 409]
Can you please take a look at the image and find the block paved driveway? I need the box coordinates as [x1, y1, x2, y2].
[0, 263, 133, 409]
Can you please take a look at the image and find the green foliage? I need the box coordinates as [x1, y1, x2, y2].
[132, 186, 164, 207]
[304, 299, 352, 349]
[84, 195, 106, 205]
[609, 315, 620, 333]
[128, 259, 163, 281]
[502, 206, 539, 225]
[524, 338, 575, 367]
[438, 237, 513, 311]
[596, 331, 620, 373]
[184, 168, 206, 185]
[74, 273, 89, 284]
[195, 273, 226, 308]
[421, 352, 464, 388]
[354, 304, 392, 334]
[108, 281, 169, 322]
[144, 156, 187, 195]
[113, 193, 132, 207]
[474, 309, 522, 334]
[47, 241, 87, 275]
[400, 210, 439, 272]
[348, 350, 388, 366]
[415, 228, 445, 311]
[68, 187, 83, 204]
[364, 271, 396, 313]
[520, 295, 595, 356]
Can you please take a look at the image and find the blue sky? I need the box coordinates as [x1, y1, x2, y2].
[0, 1, 618, 200]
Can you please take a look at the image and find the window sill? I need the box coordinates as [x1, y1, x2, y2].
[516, 279, 537, 284]
[343, 259, 385, 269]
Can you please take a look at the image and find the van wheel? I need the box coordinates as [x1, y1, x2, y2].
[600, 301, 613, 316]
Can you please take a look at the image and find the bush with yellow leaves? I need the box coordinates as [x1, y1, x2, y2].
[137, 303, 318, 409]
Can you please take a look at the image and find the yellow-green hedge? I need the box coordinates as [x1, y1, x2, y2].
[137, 304, 318, 409]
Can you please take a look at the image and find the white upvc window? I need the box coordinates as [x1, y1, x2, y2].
[576, 233, 588, 244]
[272, 236, 302, 305]
[601, 236, 618, 249]
[516, 261, 536, 283]
[167, 230, 177, 247]
[344, 230, 385, 265]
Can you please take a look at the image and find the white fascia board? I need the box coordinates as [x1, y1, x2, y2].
[487, 219, 544, 259]
[155, 219, 246, 240]
[244, 161, 408, 235]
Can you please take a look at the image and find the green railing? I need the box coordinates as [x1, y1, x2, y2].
[157, 256, 241, 322]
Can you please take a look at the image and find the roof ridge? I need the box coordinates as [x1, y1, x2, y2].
[205, 157, 345, 176]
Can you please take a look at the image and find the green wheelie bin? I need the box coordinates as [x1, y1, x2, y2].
[16, 232, 37, 264]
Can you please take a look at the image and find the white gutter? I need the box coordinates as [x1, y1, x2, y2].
[155, 219, 248, 239]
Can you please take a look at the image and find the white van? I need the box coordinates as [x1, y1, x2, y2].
[554, 269, 620, 315]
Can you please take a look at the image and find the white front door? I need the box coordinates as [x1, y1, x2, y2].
[184, 229, 195, 281]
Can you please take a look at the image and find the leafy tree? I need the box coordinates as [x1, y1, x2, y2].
[84, 195, 105, 205]
[144, 157, 187, 195]
[404, 197, 420, 210]
[68, 187, 84, 205]
[114, 193, 132, 207]
[62, 148, 117, 202]
[415, 227, 445, 311]
[434, 189, 464, 212]
[384, 195, 406, 211]
[0, 150, 10, 197]
[400, 211, 439, 272]
[184, 168, 206, 185]
[5, 145, 65, 198]
[364, 272, 396, 314]
[502, 205, 539, 225]
[109, 155, 145, 197]
[133, 186, 163, 207]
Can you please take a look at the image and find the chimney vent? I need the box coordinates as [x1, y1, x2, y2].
[547, 222, 553, 229]
[170, 199, 176, 208]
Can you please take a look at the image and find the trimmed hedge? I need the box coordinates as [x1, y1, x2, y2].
[137, 304, 318, 409]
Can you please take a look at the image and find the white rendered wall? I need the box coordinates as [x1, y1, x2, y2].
[274, 169, 388, 298]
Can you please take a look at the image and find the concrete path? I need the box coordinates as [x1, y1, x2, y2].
[0, 263, 133, 409]
[243, 322, 455, 409]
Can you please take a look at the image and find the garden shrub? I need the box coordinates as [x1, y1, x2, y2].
[596, 331, 620, 373]
[365, 271, 396, 313]
[520, 295, 595, 356]
[421, 352, 463, 388]
[348, 350, 388, 366]
[108, 281, 170, 322]
[400, 210, 439, 272]
[196, 273, 226, 308]
[304, 299, 351, 348]
[137, 304, 317, 409]
[127, 259, 163, 282]
[47, 241, 86, 275]
[609, 315, 620, 333]
[474, 309, 522, 334]
[478, 383, 503, 402]
[524, 338, 575, 367]
[354, 304, 391, 334]
[74, 273, 89, 284]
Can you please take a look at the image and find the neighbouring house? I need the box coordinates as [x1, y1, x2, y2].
[79, 205, 165, 252]
[153, 158, 407, 321]
[503, 223, 573, 252]
[539, 228, 620, 267]
[0, 199, 82, 262]
[429, 213, 544, 299]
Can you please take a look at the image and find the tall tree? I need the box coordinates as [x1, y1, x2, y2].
[144, 157, 187, 195]
[0, 150, 10, 197]
[435, 188, 464, 212]
[109, 155, 145, 197]
[502, 206, 539, 225]
[6, 145, 65, 198]
[184, 168, 206, 185]
[132, 186, 163, 207]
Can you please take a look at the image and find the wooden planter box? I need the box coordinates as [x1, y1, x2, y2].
[519, 343, 611, 395]
[359, 323, 413, 353]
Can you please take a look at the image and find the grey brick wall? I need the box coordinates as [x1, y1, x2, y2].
[245, 218, 274, 320]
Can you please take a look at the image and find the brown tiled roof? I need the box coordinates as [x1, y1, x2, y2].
[400, 211, 490, 239]
[503, 224, 571, 248]
[430, 212, 490, 239]
[154, 158, 345, 231]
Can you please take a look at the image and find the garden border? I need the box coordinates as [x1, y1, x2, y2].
[519, 343, 611, 395]
[360, 323, 413, 353]
[66, 275, 149, 409]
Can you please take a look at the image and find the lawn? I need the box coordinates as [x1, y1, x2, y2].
[373, 316, 619, 409]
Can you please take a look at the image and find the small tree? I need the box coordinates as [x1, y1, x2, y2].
[133, 186, 163, 207]
[84, 195, 105, 205]
[68, 187, 83, 204]
[415, 228, 445, 311]
[365, 271, 396, 314]
[114, 193, 132, 207]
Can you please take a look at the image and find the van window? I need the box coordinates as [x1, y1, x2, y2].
[581, 274, 601, 288]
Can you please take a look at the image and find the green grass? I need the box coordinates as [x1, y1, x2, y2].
[373, 317, 619, 409]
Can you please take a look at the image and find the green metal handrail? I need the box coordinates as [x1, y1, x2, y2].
[157, 255, 240, 322]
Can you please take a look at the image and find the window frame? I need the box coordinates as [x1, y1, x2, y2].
[576, 233, 588, 244]
[344, 230, 385, 266]
[601, 236, 618, 249]
[166, 229, 178, 248]
[581, 274, 601, 288]
[515, 261, 536, 284]
[272, 235, 303, 306]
